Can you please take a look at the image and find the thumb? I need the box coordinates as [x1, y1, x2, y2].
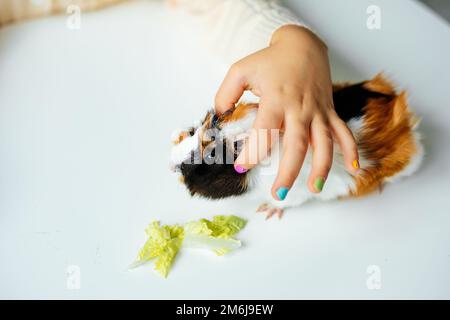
[215, 64, 247, 114]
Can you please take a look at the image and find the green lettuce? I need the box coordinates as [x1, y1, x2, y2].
[183, 215, 247, 255]
[130, 215, 247, 277]
[129, 221, 184, 278]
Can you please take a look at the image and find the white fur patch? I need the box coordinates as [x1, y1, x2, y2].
[220, 109, 257, 138]
[170, 128, 201, 165]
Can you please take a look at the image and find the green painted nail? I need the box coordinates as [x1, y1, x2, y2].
[314, 177, 325, 192]
[276, 187, 289, 201]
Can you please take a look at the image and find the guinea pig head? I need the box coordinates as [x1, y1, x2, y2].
[170, 103, 258, 199]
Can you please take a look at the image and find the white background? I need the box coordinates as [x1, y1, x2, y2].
[0, 0, 449, 299]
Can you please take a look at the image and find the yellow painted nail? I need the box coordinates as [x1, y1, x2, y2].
[352, 160, 360, 169]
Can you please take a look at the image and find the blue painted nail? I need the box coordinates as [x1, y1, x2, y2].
[276, 187, 289, 201]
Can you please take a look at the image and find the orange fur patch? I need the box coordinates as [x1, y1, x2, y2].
[363, 73, 396, 96]
[220, 103, 258, 123]
[173, 131, 189, 145]
[351, 77, 419, 197]
[202, 112, 213, 128]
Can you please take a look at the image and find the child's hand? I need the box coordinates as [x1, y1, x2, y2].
[214, 25, 359, 200]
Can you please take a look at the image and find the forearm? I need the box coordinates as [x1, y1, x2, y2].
[175, 0, 309, 64]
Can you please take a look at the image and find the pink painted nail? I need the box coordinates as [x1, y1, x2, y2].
[234, 165, 247, 174]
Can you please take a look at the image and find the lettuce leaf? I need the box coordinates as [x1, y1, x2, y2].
[183, 215, 247, 255]
[130, 215, 247, 277]
[129, 221, 184, 278]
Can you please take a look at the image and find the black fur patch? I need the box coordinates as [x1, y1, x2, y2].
[180, 139, 247, 199]
[333, 82, 392, 122]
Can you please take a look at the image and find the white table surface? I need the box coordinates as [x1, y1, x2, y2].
[1, 0, 449, 299]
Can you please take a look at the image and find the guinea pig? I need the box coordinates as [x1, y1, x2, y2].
[170, 74, 423, 218]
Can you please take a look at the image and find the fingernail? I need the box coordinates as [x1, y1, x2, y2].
[314, 177, 325, 192]
[234, 165, 247, 174]
[276, 187, 289, 201]
[352, 160, 360, 170]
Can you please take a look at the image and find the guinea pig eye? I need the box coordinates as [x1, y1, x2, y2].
[188, 127, 195, 136]
[205, 149, 216, 162]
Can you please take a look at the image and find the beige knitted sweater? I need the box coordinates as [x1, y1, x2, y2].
[0, 0, 304, 62]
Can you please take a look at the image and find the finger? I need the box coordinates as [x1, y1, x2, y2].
[277, 210, 284, 219]
[234, 101, 283, 173]
[307, 116, 333, 193]
[214, 63, 247, 114]
[265, 209, 275, 220]
[329, 113, 360, 174]
[270, 111, 310, 201]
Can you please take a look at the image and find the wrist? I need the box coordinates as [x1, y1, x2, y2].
[270, 24, 327, 52]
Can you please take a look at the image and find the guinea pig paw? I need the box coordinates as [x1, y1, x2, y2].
[256, 203, 284, 220]
[256, 203, 269, 212]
